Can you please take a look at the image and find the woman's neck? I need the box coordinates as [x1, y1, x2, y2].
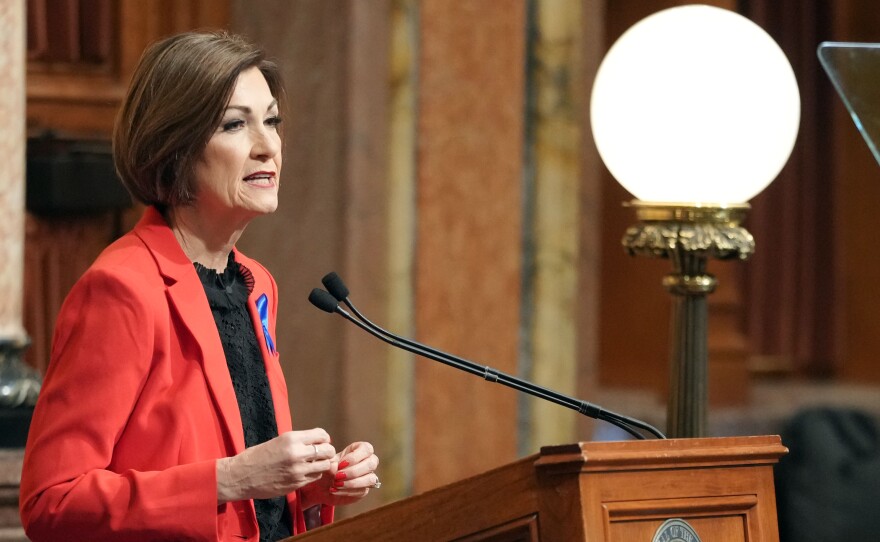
[165, 206, 247, 272]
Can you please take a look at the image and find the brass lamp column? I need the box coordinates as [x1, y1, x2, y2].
[590, 6, 800, 439]
[622, 202, 754, 437]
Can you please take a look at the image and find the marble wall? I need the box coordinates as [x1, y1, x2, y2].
[0, 0, 25, 344]
[0, 2, 28, 539]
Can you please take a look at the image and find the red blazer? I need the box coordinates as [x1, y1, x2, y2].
[20, 207, 331, 541]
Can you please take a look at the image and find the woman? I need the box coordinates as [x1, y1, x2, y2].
[19, 31, 379, 541]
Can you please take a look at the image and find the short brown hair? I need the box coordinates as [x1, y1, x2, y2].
[113, 31, 284, 210]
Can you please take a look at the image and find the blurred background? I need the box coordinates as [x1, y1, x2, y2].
[13, 0, 880, 524]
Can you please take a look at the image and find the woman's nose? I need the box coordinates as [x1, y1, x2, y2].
[251, 126, 281, 159]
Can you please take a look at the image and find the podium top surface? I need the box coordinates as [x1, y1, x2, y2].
[537, 435, 787, 474]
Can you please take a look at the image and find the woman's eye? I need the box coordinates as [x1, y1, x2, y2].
[221, 119, 245, 132]
[266, 116, 283, 129]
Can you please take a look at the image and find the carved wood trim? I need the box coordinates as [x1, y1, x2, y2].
[26, 0, 230, 138]
[604, 494, 758, 520]
[535, 436, 787, 474]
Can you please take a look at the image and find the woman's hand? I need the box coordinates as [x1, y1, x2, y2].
[301, 441, 380, 508]
[216, 428, 335, 503]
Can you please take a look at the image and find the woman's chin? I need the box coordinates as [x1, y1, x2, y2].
[259, 202, 279, 215]
[240, 195, 279, 217]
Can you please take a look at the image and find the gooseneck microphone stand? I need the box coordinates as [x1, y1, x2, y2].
[309, 272, 665, 440]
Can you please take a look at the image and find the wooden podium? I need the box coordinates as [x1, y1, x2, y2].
[291, 435, 787, 542]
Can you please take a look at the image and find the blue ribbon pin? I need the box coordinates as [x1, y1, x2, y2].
[256, 294, 277, 355]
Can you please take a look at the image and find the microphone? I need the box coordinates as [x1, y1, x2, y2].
[309, 273, 666, 439]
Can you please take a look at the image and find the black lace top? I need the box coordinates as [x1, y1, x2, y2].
[195, 253, 292, 542]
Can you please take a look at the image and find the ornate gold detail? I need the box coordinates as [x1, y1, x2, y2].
[662, 274, 717, 295]
[623, 222, 755, 261]
[625, 200, 750, 223]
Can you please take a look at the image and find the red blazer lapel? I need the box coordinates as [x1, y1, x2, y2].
[133, 207, 247, 455]
[237, 250, 305, 526]
[236, 250, 292, 435]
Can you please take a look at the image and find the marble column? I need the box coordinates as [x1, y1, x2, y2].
[0, 0, 38, 415]
[522, 0, 585, 453]
[0, 0, 26, 345]
[415, 0, 526, 491]
[0, 2, 31, 540]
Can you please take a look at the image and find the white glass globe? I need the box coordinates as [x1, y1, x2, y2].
[590, 5, 800, 205]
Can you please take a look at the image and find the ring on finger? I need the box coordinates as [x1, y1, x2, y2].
[312, 444, 319, 460]
[372, 475, 381, 489]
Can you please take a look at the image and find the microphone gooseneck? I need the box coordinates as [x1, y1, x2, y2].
[309, 272, 666, 440]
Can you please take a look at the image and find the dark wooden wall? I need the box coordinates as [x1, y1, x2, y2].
[23, 0, 230, 372]
[827, 0, 880, 382]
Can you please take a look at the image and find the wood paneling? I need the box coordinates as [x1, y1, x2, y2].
[26, 0, 230, 138]
[830, 0, 880, 382]
[23, 1, 230, 371]
[22, 214, 120, 372]
[27, 0, 115, 64]
[741, 0, 837, 379]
